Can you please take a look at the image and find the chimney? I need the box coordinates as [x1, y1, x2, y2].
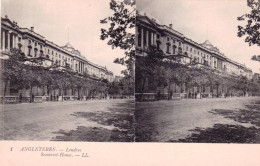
[31, 27, 34, 32]
[169, 24, 173, 29]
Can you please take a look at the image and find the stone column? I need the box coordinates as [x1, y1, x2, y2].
[141, 28, 143, 49]
[79, 61, 81, 73]
[151, 32, 153, 46]
[2, 30, 5, 50]
[154, 33, 157, 47]
[6, 31, 9, 50]
[146, 30, 149, 47]
[13, 34, 16, 49]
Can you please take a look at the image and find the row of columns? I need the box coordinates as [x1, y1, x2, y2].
[137, 27, 157, 49]
[1, 29, 19, 51]
[78, 61, 86, 74]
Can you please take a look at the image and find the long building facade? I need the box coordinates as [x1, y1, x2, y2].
[1, 15, 114, 98]
[136, 12, 255, 97]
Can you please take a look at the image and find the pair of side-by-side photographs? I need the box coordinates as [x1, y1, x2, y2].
[1, 0, 260, 143]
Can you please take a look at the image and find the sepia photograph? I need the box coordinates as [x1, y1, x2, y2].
[135, 0, 260, 143]
[0, 0, 135, 142]
[1, 0, 260, 165]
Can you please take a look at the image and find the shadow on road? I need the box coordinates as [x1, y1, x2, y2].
[52, 101, 135, 142]
[175, 101, 260, 143]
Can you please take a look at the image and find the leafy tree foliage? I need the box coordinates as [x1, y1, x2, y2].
[1, 48, 117, 102]
[100, 0, 135, 78]
[2, 48, 25, 97]
[237, 0, 260, 62]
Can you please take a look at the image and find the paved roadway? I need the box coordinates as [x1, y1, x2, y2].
[0, 99, 134, 141]
[135, 97, 260, 142]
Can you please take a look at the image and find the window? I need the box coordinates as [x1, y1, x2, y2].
[35, 42, 37, 47]
[59, 54, 61, 58]
[157, 34, 160, 39]
[179, 41, 181, 46]
[167, 44, 170, 53]
[190, 48, 192, 52]
[29, 40, 31, 44]
[40, 45, 42, 49]
[167, 37, 170, 42]
[48, 49, 50, 54]
[173, 46, 176, 54]
[18, 37, 21, 42]
[28, 47, 31, 56]
[186, 46, 188, 51]
[52, 51, 53, 55]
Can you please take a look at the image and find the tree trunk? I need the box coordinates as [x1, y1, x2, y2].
[168, 81, 171, 100]
[30, 84, 33, 103]
[78, 88, 80, 100]
[216, 85, 219, 98]
[3, 80, 9, 104]
[211, 85, 214, 98]
[140, 77, 146, 101]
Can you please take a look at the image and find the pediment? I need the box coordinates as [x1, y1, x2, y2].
[137, 16, 157, 28]
[2, 18, 15, 28]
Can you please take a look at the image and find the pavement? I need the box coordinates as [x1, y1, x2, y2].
[135, 97, 260, 142]
[1, 97, 260, 142]
[0, 99, 134, 141]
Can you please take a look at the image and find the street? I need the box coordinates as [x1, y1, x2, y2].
[0, 99, 134, 142]
[135, 97, 260, 143]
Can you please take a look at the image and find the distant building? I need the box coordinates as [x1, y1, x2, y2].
[253, 73, 260, 82]
[114, 76, 123, 82]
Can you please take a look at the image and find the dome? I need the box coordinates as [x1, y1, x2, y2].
[62, 42, 82, 57]
[200, 40, 220, 53]
[64, 42, 74, 48]
[201, 40, 213, 47]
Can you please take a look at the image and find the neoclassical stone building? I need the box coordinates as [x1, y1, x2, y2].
[136, 12, 254, 97]
[0, 15, 114, 98]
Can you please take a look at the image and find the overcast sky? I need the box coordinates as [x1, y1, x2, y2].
[137, 0, 260, 73]
[2, 0, 127, 76]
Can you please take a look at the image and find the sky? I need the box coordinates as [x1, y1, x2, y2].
[2, 0, 127, 76]
[137, 0, 260, 73]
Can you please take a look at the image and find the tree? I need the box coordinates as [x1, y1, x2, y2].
[1, 48, 26, 102]
[120, 74, 134, 97]
[100, 0, 136, 77]
[237, 0, 260, 62]
[108, 82, 121, 97]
